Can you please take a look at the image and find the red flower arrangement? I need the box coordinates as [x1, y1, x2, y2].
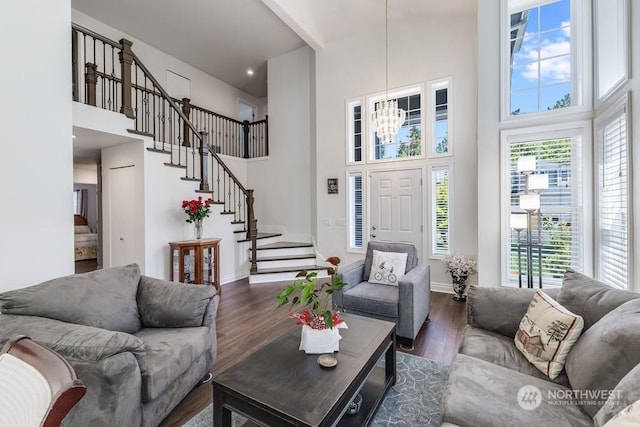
[277, 257, 347, 330]
[181, 196, 213, 223]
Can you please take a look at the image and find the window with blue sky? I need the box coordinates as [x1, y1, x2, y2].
[509, 0, 571, 115]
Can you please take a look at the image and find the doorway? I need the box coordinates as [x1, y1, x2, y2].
[238, 100, 256, 122]
[369, 169, 423, 260]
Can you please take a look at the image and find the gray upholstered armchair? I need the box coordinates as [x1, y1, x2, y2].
[333, 242, 431, 349]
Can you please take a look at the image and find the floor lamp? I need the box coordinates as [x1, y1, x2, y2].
[510, 156, 548, 288]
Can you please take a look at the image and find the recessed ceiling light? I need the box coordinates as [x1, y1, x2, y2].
[72, 135, 76, 138]
[247, 69, 254, 76]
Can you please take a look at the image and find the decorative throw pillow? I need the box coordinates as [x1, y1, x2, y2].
[514, 291, 584, 379]
[368, 250, 407, 286]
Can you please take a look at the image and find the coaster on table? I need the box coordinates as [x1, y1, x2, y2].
[317, 354, 337, 368]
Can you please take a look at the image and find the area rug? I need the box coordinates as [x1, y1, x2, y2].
[182, 351, 449, 427]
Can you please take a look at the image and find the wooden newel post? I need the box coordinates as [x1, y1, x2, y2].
[85, 63, 97, 106]
[118, 38, 135, 119]
[199, 132, 210, 193]
[246, 189, 258, 274]
[243, 120, 250, 159]
[182, 98, 192, 147]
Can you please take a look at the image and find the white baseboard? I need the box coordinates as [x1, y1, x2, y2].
[431, 282, 455, 294]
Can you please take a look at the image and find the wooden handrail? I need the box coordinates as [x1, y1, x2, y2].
[72, 23, 120, 48]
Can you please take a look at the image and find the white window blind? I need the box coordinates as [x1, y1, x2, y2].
[597, 109, 628, 289]
[346, 100, 363, 163]
[508, 134, 583, 283]
[349, 174, 364, 250]
[431, 165, 450, 256]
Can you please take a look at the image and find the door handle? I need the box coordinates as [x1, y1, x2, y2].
[370, 234, 376, 239]
[371, 226, 377, 230]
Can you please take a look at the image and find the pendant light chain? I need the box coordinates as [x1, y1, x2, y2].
[371, 0, 406, 145]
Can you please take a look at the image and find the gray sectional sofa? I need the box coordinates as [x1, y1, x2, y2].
[0, 264, 219, 427]
[440, 269, 640, 427]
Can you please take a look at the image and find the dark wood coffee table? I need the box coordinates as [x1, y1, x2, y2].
[213, 313, 396, 427]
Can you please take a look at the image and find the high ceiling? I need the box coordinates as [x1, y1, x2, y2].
[71, 0, 477, 99]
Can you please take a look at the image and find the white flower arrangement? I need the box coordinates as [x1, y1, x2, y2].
[443, 255, 477, 279]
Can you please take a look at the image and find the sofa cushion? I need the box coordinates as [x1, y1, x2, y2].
[440, 354, 592, 427]
[595, 363, 640, 426]
[368, 250, 407, 286]
[137, 276, 215, 328]
[557, 269, 639, 330]
[342, 281, 398, 318]
[565, 298, 640, 418]
[135, 327, 212, 402]
[0, 264, 142, 334]
[459, 326, 570, 387]
[514, 291, 584, 379]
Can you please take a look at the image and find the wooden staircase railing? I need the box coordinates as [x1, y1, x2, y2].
[71, 23, 260, 274]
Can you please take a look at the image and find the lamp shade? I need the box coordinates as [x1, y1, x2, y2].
[517, 156, 536, 174]
[528, 174, 549, 191]
[510, 213, 528, 230]
[519, 194, 540, 211]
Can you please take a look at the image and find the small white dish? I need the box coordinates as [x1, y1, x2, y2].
[317, 354, 338, 368]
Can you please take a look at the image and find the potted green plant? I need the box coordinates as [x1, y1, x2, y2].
[276, 257, 348, 353]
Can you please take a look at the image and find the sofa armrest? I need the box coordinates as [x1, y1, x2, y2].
[398, 265, 431, 339]
[467, 286, 560, 337]
[0, 313, 146, 368]
[137, 275, 217, 328]
[333, 260, 365, 309]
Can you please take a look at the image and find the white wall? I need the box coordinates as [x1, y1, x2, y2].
[143, 148, 251, 284]
[248, 46, 314, 242]
[0, 0, 74, 291]
[476, 1, 502, 287]
[72, 10, 267, 121]
[74, 163, 98, 184]
[314, 14, 478, 288]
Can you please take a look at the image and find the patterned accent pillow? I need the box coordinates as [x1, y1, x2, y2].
[368, 250, 407, 286]
[514, 291, 584, 379]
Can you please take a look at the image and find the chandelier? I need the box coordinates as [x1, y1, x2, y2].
[372, 0, 406, 144]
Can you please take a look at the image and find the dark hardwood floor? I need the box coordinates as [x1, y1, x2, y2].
[159, 279, 467, 426]
[75, 259, 98, 274]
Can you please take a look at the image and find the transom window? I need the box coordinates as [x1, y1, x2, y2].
[368, 86, 423, 161]
[508, 0, 574, 116]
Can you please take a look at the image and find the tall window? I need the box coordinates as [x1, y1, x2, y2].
[346, 99, 363, 163]
[507, 0, 574, 116]
[348, 173, 364, 250]
[368, 86, 423, 161]
[431, 165, 451, 257]
[502, 125, 586, 285]
[431, 78, 452, 156]
[595, 98, 630, 289]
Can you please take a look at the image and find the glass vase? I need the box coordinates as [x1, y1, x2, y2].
[194, 219, 203, 240]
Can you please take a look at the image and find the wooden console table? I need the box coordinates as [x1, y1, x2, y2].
[169, 238, 220, 292]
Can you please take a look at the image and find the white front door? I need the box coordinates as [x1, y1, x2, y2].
[369, 169, 423, 261]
